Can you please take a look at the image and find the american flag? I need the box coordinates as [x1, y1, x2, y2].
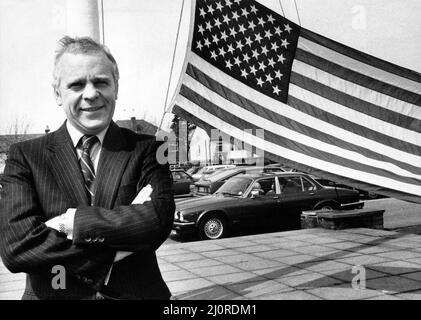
[169, 0, 421, 203]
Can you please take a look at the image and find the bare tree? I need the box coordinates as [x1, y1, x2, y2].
[6, 116, 32, 144]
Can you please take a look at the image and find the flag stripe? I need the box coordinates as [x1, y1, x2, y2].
[186, 53, 421, 163]
[174, 94, 421, 196]
[286, 95, 421, 157]
[186, 63, 421, 176]
[173, 104, 215, 136]
[290, 71, 421, 134]
[299, 29, 421, 93]
[295, 48, 421, 110]
[173, 104, 420, 203]
[289, 83, 421, 146]
[180, 77, 421, 182]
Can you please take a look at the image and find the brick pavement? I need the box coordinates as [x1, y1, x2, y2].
[2, 228, 421, 300]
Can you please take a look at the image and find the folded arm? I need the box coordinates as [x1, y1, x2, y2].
[0, 144, 114, 282]
[71, 140, 175, 252]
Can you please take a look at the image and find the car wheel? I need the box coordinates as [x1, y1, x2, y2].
[367, 191, 379, 199]
[199, 215, 227, 240]
[316, 203, 336, 211]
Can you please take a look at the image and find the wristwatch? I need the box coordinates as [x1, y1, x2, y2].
[59, 222, 67, 235]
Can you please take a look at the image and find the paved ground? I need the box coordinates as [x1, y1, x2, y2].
[3, 227, 421, 300]
[364, 198, 421, 230]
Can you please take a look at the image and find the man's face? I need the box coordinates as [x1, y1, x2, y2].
[54, 52, 118, 135]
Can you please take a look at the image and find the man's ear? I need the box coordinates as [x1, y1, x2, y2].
[54, 87, 62, 106]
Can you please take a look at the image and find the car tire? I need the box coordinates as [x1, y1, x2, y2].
[198, 215, 227, 240]
[367, 191, 379, 199]
[315, 203, 337, 211]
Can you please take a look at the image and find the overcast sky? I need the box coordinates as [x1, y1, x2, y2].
[1, 0, 420, 134]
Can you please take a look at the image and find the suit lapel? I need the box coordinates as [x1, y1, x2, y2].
[46, 123, 90, 207]
[94, 121, 132, 209]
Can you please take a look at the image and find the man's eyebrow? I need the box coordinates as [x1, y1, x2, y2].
[66, 78, 85, 87]
[91, 75, 111, 81]
[66, 75, 110, 85]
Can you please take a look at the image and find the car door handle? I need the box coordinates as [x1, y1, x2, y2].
[309, 192, 315, 196]
[273, 196, 279, 199]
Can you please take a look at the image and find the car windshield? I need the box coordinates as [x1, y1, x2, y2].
[214, 176, 252, 196]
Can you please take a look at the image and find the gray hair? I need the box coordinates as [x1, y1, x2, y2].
[52, 36, 120, 89]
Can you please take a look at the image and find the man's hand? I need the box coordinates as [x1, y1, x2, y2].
[133, 184, 153, 204]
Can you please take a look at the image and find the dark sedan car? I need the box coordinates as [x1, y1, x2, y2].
[312, 177, 384, 200]
[191, 166, 286, 196]
[171, 169, 195, 198]
[173, 172, 364, 240]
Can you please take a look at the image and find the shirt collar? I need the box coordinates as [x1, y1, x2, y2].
[66, 121, 109, 148]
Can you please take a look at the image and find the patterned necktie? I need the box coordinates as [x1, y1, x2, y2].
[79, 135, 99, 204]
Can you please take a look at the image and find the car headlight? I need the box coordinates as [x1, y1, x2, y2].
[174, 211, 185, 222]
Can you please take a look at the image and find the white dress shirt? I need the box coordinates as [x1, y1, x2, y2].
[66, 121, 108, 173]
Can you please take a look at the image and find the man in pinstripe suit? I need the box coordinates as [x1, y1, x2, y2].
[0, 36, 175, 299]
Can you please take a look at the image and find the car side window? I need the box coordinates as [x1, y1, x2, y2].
[257, 178, 277, 196]
[172, 172, 182, 180]
[302, 177, 316, 191]
[250, 182, 264, 196]
[178, 172, 189, 179]
[279, 177, 303, 194]
[264, 168, 283, 173]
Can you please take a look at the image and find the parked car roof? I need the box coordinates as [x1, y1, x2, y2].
[237, 172, 310, 179]
[191, 164, 236, 180]
[203, 166, 285, 182]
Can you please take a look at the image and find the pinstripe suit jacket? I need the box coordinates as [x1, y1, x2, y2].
[0, 121, 175, 299]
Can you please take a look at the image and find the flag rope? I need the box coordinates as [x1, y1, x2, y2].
[157, 0, 185, 134]
[278, 0, 286, 18]
[294, 0, 302, 25]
